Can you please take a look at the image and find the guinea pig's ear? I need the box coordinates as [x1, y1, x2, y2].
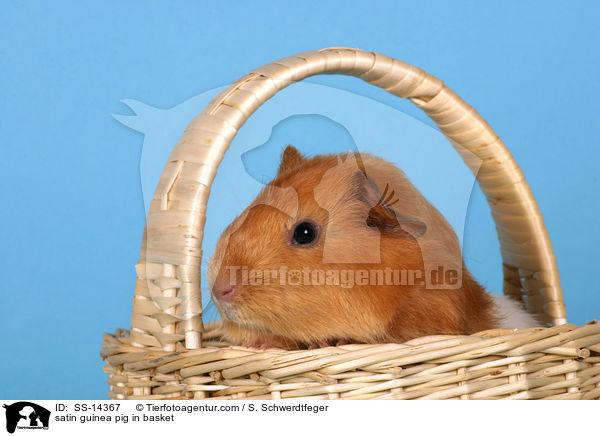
[277, 145, 306, 177]
[352, 172, 427, 239]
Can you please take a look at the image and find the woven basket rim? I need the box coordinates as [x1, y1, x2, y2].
[101, 322, 600, 399]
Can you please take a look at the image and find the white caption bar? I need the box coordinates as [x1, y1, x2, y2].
[0, 400, 595, 436]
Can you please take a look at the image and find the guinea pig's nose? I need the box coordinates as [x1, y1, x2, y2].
[213, 285, 237, 302]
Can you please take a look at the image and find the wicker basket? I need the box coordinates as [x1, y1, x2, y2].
[101, 48, 600, 400]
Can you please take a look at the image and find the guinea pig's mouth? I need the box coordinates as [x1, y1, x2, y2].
[211, 290, 266, 330]
[211, 289, 247, 324]
[211, 295, 238, 323]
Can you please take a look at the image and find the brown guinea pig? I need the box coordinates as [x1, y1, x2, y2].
[207, 146, 540, 349]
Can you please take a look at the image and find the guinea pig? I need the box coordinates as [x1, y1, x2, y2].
[207, 145, 541, 349]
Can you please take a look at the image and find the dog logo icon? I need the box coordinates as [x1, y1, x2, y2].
[3, 402, 50, 433]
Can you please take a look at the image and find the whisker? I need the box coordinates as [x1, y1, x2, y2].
[202, 298, 221, 323]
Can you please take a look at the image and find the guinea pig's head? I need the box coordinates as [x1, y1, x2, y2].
[207, 146, 429, 345]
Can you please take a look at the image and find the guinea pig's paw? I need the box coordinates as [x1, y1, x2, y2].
[252, 340, 277, 350]
[243, 338, 271, 349]
[307, 338, 349, 349]
[307, 342, 328, 350]
[247, 337, 290, 350]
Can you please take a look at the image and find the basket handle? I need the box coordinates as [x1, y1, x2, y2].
[131, 48, 566, 351]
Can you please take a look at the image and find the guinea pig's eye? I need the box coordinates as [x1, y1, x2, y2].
[291, 221, 318, 245]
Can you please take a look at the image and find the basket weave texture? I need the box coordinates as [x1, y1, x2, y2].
[102, 322, 600, 400]
[101, 48, 599, 399]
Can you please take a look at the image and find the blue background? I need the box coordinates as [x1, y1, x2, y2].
[1, 1, 598, 399]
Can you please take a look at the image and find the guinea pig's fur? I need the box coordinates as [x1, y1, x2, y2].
[208, 146, 541, 349]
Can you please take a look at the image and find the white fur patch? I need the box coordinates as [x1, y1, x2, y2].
[491, 294, 543, 329]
